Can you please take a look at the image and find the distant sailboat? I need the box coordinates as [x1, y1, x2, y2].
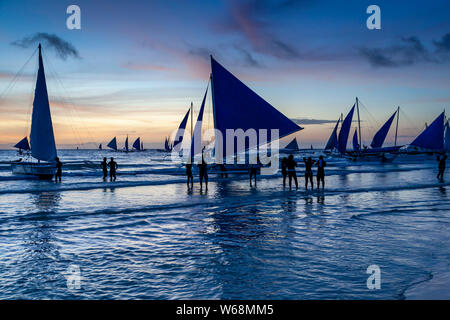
[337, 104, 355, 154]
[132, 137, 141, 151]
[141, 141, 144, 151]
[324, 118, 340, 151]
[11, 44, 58, 179]
[409, 112, 445, 151]
[99, 143, 102, 150]
[14, 137, 30, 152]
[107, 137, 118, 151]
[284, 137, 300, 152]
[124, 136, 129, 152]
[189, 56, 303, 162]
[164, 136, 172, 152]
[171, 108, 190, 153]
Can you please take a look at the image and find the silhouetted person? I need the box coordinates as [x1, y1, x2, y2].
[186, 162, 193, 187]
[316, 155, 326, 189]
[286, 154, 298, 189]
[437, 154, 447, 182]
[198, 147, 208, 189]
[108, 157, 118, 181]
[303, 157, 316, 190]
[101, 157, 108, 180]
[219, 163, 228, 178]
[249, 156, 261, 186]
[55, 157, 62, 182]
[281, 157, 288, 187]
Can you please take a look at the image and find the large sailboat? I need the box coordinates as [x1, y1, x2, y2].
[185, 56, 303, 164]
[407, 111, 446, 153]
[11, 44, 58, 179]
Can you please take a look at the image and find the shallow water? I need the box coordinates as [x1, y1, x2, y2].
[0, 149, 448, 299]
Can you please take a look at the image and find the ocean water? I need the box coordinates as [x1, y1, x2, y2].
[0, 149, 448, 299]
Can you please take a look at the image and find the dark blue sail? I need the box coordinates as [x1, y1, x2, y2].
[125, 136, 129, 152]
[173, 108, 190, 149]
[190, 87, 208, 158]
[107, 137, 117, 151]
[337, 105, 355, 154]
[352, 128, 359, 151]
[325, 119, 339, 150]
[132, 137, 141, 150]
[285, 138, 299, 151]
[370, 111, 397, 149]
[445, 122, 450, 152]
[410, 112, 445, 151]
[30, 44, 57, 161]
[210, 56, 302, 158]
[14, 137, 30, 150]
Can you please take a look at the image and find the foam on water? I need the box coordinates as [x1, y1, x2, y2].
[0, 149, 448, 299]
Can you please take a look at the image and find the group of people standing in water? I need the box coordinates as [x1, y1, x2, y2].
[281, 155, 326, 190]
[184, 151, 327, 191]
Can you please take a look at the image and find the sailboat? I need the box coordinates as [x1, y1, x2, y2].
[187, 56, 303, 165]
[124, 135, 129, 152]
[14, 137, 30, 155]
[98, 143, 102, 150]
[164, 136, 172, 152]
[132, 137, 141, 151]
[408, 111, 446, 153]
[107, 137, 118, 151]
[324, 117, 340, 152]
[11, 44, 58, 179]
[280, 137, 300, 153]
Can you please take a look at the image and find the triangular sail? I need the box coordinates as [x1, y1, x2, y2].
[325, 119, 340, 150]
[132, 137, 141, 150]
[172, 108, 191, 150]
[337, 105, 355, 154]
[190, 86, 208, 159]
[99, 144, 102, 150]
[210, 56, 302, 158]
[14, 137, 30, 151]
[352, 128, 359, 151]
[30, 44, 57, 162]
[285, 138, 299, 151]
[125, 136, 129, 152]
[410, 112, 445, 151]
[107, 137, 117, 151]
[370, 111, 397, 149]
[445, 122, 450, 152]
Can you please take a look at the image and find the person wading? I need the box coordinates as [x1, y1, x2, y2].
[101, 157, 108, 180]
[316, 155, 327, 189]
[55, 157, 62, 182]
[286, 154, 298, 190]
[303, 157, 315, 190]
[108, 157, 118, 181]
[437, 154, 447, 182]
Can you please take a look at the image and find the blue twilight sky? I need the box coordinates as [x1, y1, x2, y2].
[0, 0, 449, 148]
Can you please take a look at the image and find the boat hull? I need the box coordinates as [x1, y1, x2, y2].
[11, 162, 56, 179]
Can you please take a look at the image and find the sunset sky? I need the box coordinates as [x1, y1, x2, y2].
[0, 0, 449, 149]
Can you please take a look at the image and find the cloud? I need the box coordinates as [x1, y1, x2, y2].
[359, 36, 434, 67]
[11, 33, 80, 60]
[433, 33, 450, 52]
[292, 118, 336, 125]
[359, 34, 450, 67]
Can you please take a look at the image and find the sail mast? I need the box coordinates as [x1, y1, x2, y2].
[356, 97, 362, 148]
[395, 106, 400, 147]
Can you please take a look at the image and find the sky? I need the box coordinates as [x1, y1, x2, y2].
[0, 0, 449, 149]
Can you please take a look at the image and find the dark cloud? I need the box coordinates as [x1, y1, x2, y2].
[292, 118, 336, 125]
[433, 33, 450, 52]
[233, 46, 263, 67]
[359, 36, 433, 67]
[359, 34, 450, 67]
[11, 33, 80, 60]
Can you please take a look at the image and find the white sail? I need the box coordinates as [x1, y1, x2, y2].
[30, 44, 57, 162]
